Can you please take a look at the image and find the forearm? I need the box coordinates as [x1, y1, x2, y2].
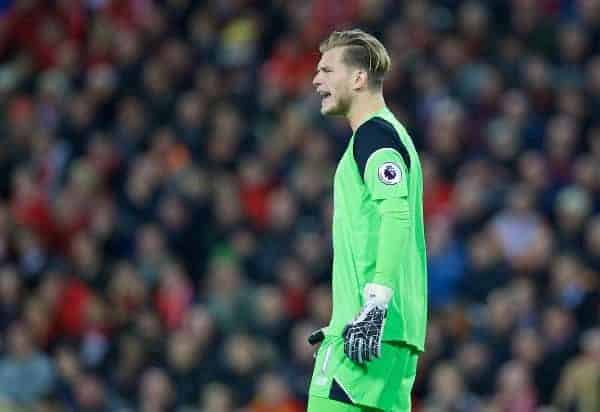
[344, 198, 410, 363]
[372, 198, 411, 289]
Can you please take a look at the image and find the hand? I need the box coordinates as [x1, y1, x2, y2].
[342, 283, 392, 364]
[343, 302, 386, 363]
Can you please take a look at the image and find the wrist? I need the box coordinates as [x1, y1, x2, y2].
[363, 283, 393, 307]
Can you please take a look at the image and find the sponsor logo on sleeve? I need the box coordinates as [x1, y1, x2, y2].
[378, 162, 402, 185]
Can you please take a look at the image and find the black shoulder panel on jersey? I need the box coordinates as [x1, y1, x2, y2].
[353, 117, 411, 181]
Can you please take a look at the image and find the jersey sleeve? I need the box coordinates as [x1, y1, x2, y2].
[354, 118, 412, 289]
[353, 118, 410, 200]
[372, 201, 410, 288]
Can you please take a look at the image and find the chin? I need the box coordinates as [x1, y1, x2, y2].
[321, 101, 343, 116]
[321, 106, 334, 115]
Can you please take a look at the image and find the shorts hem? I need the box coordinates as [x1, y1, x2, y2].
[332, 375, 357, 404]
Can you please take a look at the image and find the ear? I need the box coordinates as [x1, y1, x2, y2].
[352, 69, 369, 91]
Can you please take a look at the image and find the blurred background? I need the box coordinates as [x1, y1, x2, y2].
[0, 0, 598, 411]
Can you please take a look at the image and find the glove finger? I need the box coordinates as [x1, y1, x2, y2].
[346, 333, 354, 360]
[349, 334, 357, 362]
[344, 335, 350, 358]
[377, 319, 384, 357]
[373, 335, 381, 359]
[368, 336, 376, 360]
[362, 337, 369, 362]
[350, 335, 360, 362]
[358, 338, 365, 364]
[364, 339, 374, 362]
[308, 329, 325, 346]
[342, 324, 351, 339]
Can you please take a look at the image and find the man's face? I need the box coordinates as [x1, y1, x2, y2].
[313, 47, 354, 116]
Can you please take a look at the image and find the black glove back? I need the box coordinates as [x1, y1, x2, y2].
[342, 303, 387, 364]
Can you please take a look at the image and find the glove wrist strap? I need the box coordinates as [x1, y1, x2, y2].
[363, 283, 393, 307]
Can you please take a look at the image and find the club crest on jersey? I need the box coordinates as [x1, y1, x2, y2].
[378, 162, 402, 185]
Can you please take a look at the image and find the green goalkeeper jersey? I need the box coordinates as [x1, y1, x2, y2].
[326, 106, 427, 352]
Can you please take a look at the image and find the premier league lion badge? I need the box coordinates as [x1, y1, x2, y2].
[378, 162, 402, 185]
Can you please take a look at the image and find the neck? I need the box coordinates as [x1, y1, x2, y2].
[347, 92, 386, 132]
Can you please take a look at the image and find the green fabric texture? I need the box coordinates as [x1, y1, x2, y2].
[307, 395, 382, 411]
[372, 198, 410, 289]
[308, 335, 418, 411]
[325, 106, 428, 350]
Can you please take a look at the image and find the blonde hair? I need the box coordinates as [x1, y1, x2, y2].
[319, 29, 391, 89]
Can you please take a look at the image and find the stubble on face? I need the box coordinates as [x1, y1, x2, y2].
[314, 47, 353, 116]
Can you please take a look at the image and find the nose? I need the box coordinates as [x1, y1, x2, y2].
[312, 72, 321, 88]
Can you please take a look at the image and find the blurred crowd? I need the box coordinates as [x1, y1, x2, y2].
[0, 0, 598, 411]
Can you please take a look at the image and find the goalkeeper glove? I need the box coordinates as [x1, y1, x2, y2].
[342, 283, 393, 364]
[308, 328, 325, 345]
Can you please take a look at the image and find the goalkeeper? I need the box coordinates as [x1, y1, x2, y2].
[307, 29, 428, 412]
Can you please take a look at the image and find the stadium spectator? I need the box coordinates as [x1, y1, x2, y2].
[0, 0, 597, 410]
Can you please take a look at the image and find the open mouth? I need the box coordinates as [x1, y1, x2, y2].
[318, 90, 331, 99]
